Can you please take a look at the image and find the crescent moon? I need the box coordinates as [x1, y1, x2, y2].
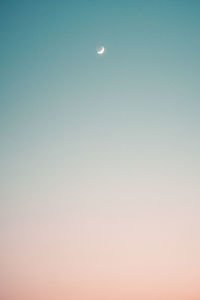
[97, 46, 105, 55]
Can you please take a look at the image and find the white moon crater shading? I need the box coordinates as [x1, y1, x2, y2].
[97, 46, 105, 55]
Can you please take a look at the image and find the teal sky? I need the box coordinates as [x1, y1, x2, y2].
[1, 1, 200, 299]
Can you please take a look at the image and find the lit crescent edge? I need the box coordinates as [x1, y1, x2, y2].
[97, 47, 105, 55]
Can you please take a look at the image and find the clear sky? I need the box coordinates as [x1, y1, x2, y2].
[1, 1, 200, 299]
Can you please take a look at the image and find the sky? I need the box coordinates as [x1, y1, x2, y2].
[1, 0, 200, 299]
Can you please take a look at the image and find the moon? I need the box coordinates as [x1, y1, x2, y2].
[97, 46, 105, 55]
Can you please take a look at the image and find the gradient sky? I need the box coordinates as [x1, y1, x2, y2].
[1, 1, 200, 299]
